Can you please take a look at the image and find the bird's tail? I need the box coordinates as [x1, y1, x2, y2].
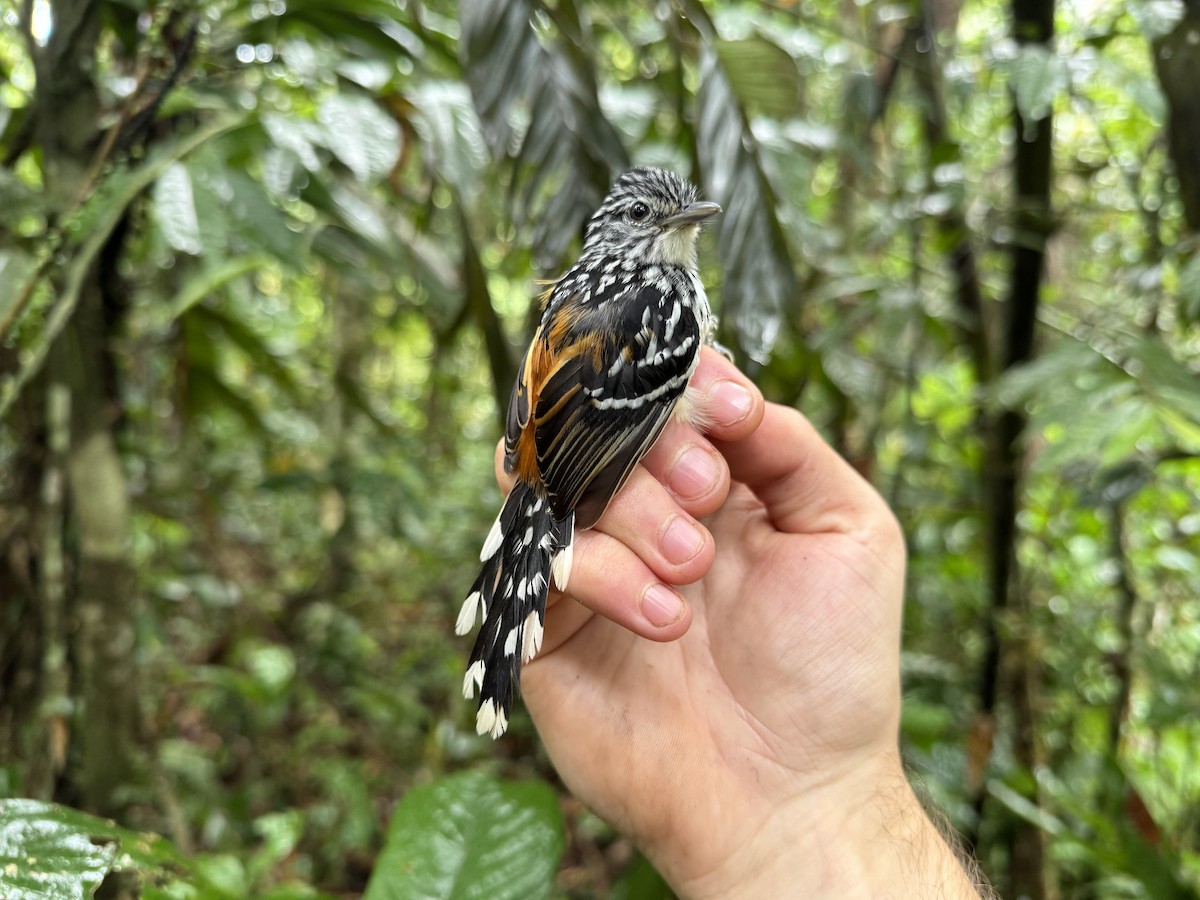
[456, 482, 574, 738]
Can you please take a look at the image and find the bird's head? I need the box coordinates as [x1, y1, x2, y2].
[582, 167, 720, 269]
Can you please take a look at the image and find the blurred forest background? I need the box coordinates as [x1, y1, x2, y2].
[1, 0, 1199, 897]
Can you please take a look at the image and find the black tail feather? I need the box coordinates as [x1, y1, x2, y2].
[458, 482, 573, 738]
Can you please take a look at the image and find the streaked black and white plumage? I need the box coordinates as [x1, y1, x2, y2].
[457, 167, 721, 738]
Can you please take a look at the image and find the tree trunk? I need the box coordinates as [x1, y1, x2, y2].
[1153, 1, 1200, 232]
[0, 0, 142, 813]
[973, 1, 1056, 896]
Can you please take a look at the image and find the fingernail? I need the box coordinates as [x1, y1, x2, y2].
[661, 515, 704, 564]
[671, 446, 719, 499]
[712, 381, 754, 425]
[642, 584, 685, 628]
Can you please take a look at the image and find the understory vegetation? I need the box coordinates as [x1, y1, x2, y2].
[1, 0, 1198, 896]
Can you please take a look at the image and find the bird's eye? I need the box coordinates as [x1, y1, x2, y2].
[628, 201, 651, 222]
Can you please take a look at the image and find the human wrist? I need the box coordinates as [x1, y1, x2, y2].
[672, 752, 985, 900]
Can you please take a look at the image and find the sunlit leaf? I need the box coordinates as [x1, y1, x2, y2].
[318, 93, 402, 182]
[0, 799, 187, 900]
[261, 111, 325, 171]
[1009, 44, 1069, 123]
[409, 81, 490, 195]
[1130, 0, 1187, 40]
[153, 163, 203, 255]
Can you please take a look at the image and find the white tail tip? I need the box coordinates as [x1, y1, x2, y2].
[480, 510, 505, 561]
[455, 591, 482, 636]
[475, 699, 508, 739]
[462, 661, 485, 699]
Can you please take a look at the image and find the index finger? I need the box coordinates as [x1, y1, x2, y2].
[712, 404, 889, 538]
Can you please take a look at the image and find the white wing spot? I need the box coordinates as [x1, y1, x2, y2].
[664, 299, 682, 342]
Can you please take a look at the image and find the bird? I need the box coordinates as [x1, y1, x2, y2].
[456, 167, 721, 738]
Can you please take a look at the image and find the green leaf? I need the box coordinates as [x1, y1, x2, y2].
[364, 771, 565, 900]
[0, 799, 186, 900]
[409, 81, 490, 195]
[1130, 0, 1187, 40]
[149, 253, 273, 334]
[0, 167, 41, 222]
[0, 110, 250, 419]
[715, 36, 802, 119]
[696, 49, 799, 363]
[611, 853, 671, 900]
[236, 0, 423, 62]
[0, 248, 41, 334]
[460, 0, 629, 268]
[317, 94, 401, 182]
[991, 338, 1110, 410]
[188, 305, 309, 406]
[1009, 44, 1069, 123]
[1127, 336, 1200, 437]
[1156, 545, 1198, 574]
[987, 778, 1066, 836]
[1178, 251, 1200, 325]
[153, 162, 204, 255]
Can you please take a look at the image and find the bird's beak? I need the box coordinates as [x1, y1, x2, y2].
[661, 201, 721, 228]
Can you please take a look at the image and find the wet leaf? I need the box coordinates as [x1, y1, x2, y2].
[0, 799, 186, 900]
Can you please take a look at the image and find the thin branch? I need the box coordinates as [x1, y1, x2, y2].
[1107, 500, 1137, 755]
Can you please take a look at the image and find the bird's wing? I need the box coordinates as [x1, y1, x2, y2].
[524, 280, 702, 530]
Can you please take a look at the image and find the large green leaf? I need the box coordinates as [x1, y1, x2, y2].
[231, 0, 423, 63]
[460, 0, 628, 269]
[715, 36, 803, 120]
[0, 799, 186, 899]
[153, 162, 204, 255]
[695, 48, 799, 363]
[364, 771, 565, 900]
[409, 81, 490, 196]
[317, 93, 402, 182]
[1009, 44, 1069, 123]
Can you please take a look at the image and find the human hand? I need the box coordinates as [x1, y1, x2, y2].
[496, 347, 982, 898]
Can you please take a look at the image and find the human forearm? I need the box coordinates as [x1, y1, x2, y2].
[668, 753, 990, 900]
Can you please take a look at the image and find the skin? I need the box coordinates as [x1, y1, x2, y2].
[495, 347, 985, 898]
